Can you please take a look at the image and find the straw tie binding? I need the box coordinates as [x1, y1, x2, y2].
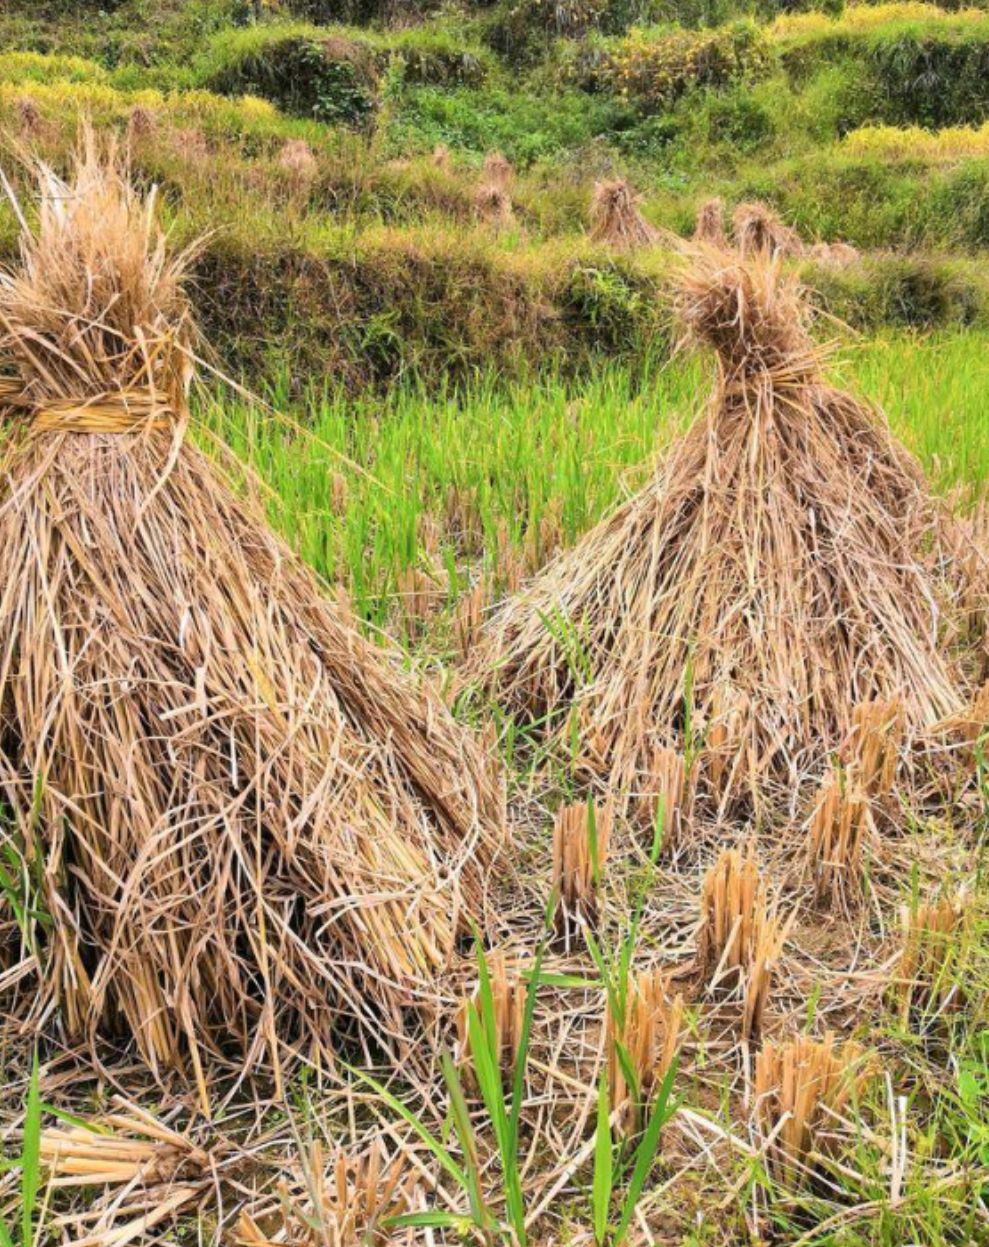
[0, 379, 177, 433]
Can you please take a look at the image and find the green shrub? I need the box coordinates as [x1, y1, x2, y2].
[590, 20, 775, 112]
[394, 81, 632, 163]
[779, 9, 989, 127]
[866, 32, 989, 127]
[698, 85, 775, 148]
[200, 24, 492, 123]
[203, 29, 378, 124]
[806, 253, 989, 330]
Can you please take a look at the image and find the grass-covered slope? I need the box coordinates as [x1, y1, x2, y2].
[3, 1, 989, 382]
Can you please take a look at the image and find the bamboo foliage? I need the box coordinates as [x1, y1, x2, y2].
[697, 844, 788, 1038]
[754, 1033, 867, 1188]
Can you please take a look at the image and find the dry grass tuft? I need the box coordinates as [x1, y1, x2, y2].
[474, 180, 515, 229]
[236, 1140, 416, 1247]
[808, 699, 903, 905]
[895, 892, 966, 1022]
[607, 968, 683, 1134]
[636, 745, 696, 851]
[482, 149, 513, 189]
[754, 1033, 867, 1188]
[698, 844, 787, 1038]
[733, 201, 804, 259]
[589, 178, 659, 250]
[552, 798, 612, 944]
[0, 129, 503, 1097]
[453, 574, 493, 661]
[808, 240, 861, 268]
[807, 766, 870, 906]
[471, 248, 962, 811]
[277, 138, 318, 192]
[843, 698, 904, 802]
[693, 196, 727, 247]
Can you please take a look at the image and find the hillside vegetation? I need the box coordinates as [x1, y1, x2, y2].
[1, 0, 989, 383]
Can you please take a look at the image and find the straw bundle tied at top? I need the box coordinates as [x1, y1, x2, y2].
[0, 130, 503, 1098]
[473, 246, 965, 812]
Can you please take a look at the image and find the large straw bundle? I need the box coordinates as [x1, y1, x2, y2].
[0, 134, 502, 1094]
[589, 179, 659, 250]
[471, 248, 962, 811]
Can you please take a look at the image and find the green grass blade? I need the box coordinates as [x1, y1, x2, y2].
[592, 1072, 613, 1247]
[614, 1060, 679, 1246]
[21, 1051, 41, 1247]
[344, 1063, 469, 1193]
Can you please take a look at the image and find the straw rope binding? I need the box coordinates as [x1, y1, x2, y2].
[0, 382, 176, 433]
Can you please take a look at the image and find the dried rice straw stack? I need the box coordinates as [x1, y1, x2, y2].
[589, 178, 659, 250]
[733, 200, 804, 259]
[693, 196, 727, 248]
[471, 247, 963, 812]
[0, 132, 502, 1099]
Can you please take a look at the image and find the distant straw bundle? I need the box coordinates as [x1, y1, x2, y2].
[588, 178, 659, 250]
[14, 96, 43, 140]
[277, 137, 317, 192]
[0, 133, 502, 1095]
[472, 249, 962, 810]
[808, 240, 860, 268]
[693, 196, 727, 247]
[474, 180, 514, 228]
[733, 200, 804, 259]
[482, 150, 513, 189]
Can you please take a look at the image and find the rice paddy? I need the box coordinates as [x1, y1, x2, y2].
[1, 5, 989, 1244]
